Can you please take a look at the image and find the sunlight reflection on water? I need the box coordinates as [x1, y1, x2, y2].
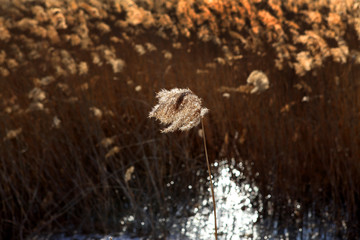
[169, 160, 342, 240]
[37, 160, 343, 240]
[172, 160, 259, 240]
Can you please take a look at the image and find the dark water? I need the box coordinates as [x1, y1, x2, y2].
[34, 160, 344, 240]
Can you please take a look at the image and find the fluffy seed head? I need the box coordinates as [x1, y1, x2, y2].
[149, 88, 209, 133]
[246, 70, 269, 94]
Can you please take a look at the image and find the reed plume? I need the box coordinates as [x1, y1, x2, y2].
[149, 88, 209, 132]
[149, 88, 218, 240]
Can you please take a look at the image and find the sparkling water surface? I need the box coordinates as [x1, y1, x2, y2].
[35, 160, 342, 240]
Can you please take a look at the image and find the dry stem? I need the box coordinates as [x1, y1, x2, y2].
[202, 118, 218, 240]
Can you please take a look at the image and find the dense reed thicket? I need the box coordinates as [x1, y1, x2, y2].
[1, 0, 360, 239]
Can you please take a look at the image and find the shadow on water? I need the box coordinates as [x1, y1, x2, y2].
[34, 160, 344, 240]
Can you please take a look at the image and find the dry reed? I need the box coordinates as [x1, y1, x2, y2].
[149, 88, 217, 240]
[149, 88, 209, 132]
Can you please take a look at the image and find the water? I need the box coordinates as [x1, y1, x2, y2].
[170, 160, 258, 239]
[169, 160, 342, 240]
[33, 160, 343, 240]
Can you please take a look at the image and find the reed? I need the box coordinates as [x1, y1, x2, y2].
[149, 88, 217, 240]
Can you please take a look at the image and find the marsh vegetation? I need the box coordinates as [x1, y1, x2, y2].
[1, 0, 360, 239]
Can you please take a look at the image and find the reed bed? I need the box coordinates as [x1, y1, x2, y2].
[0, 0, 360, 239]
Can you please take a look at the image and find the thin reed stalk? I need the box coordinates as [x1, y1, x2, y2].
[149, 88, 218, 239]
[202, 117, 218, 240]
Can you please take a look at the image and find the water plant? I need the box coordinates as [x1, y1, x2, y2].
[149, 88, 217, 240]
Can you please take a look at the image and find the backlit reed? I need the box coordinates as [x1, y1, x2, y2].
[149, 88, 218, 240]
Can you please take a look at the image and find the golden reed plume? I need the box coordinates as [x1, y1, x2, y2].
[149, 88, 218, 240]
[149, 88, 209, 132]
